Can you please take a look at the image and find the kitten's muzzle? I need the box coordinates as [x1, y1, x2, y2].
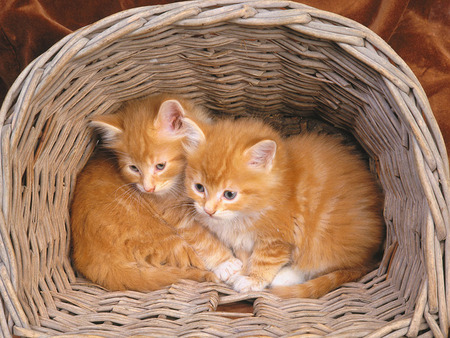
[204, 207, 216, 216]
[144, 186, 155, 193]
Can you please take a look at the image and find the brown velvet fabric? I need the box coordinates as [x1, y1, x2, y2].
[1, 0, 449, 154]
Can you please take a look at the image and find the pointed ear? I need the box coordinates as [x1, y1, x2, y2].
[182, 118, 206, 153]
[154, 99, 186, 137]
[89, 114, 123, 143]
[245, 139, 277, 170]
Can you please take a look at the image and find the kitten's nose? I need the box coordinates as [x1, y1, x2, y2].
[145, 186, 155, 193]
[204, 207, 216, 216]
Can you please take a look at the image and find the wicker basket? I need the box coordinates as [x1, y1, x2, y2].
[0, 0, 449, 336]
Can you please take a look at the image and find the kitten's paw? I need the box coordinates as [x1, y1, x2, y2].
[164, 237, 205, 268]
[213, 258, 243, 282]
[232, 275, 266, 293]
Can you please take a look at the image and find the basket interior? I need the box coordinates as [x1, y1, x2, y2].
[1, 2, 447, 336]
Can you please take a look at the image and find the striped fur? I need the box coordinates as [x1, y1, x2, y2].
[185, 118, 384, 299]
[71, 95, 221, 291]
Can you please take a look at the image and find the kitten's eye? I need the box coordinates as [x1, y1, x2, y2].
[223, 191, 237, 200]
[155, 162, 166, 171]
[194, 183, 205, 193]
[129, 165, 140, 173]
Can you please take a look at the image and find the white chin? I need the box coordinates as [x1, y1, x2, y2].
[205, 212, 235, 222]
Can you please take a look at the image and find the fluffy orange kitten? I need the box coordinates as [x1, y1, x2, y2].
[184, 118, 384, 298]
[70, 95, 222, 291]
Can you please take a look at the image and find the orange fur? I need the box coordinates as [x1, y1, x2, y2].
[184, 118, 384, 299]
[70, 95, 222, 291]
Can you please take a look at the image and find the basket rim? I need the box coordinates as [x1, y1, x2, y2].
[1, 0, 447, 175]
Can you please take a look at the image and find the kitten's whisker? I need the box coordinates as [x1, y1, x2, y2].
[104, 184, 139, 211]
[163, 201, 194, 211]
[185, 209, 199, 221]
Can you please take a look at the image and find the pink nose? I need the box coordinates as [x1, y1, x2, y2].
[145, 186, 155, 193]
[204, 208, 215, 216]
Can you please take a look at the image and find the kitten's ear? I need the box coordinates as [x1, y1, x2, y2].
[90, 114, 123, 143]
[182, 118, 206, 153]
[154, 99, 186, 136]
[245, 139, 277, 171]
[155, 99, 205, 150]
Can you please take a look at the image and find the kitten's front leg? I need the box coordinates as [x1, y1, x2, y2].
[232, 240, 291, 293]
[177, 220, 242, 282]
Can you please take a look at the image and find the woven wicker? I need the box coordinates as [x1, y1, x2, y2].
[0, 0, 449, 336]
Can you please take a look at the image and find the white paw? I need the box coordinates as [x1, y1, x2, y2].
[232, 275, 265, 293]
[213, 258, 243, 282]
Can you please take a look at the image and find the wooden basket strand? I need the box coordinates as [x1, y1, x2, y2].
[0, 1, 448, 336]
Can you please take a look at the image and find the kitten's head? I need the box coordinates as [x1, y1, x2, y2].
[185, 119, 283, 225]
[90, 95, 205, 196]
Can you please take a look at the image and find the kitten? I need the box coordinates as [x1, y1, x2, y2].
[70, 95, 222, 291]
[184, 118, 384, 298]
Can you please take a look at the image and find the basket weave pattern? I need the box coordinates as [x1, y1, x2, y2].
[0, 1, 449, 336]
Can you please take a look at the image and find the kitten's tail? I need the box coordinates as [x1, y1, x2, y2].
[271, 267, 370, 299]
[97, 264, 217, 292]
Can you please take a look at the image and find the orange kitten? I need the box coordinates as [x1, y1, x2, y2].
[184, 118, 384, 298]
[70, 95, 219, 291]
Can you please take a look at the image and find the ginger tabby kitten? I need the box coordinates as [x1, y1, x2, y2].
[71, 95, 223, 291]
[184, 118, 384, 298]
